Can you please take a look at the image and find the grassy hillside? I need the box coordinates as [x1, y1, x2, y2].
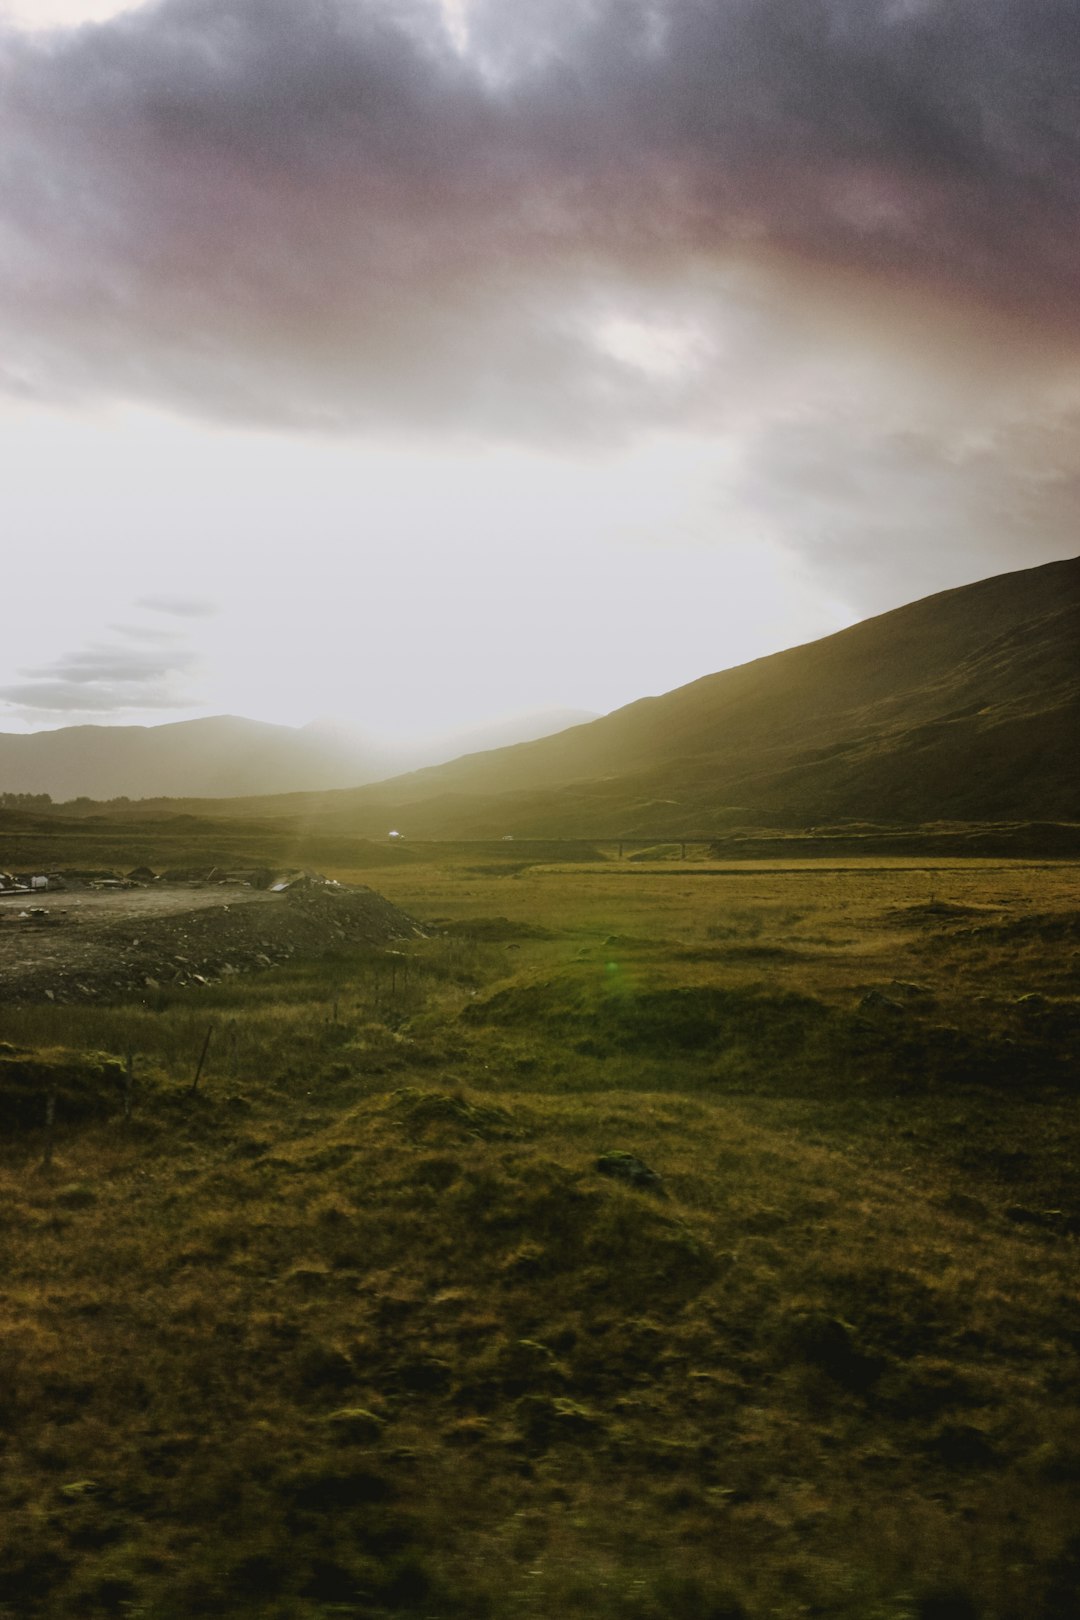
[265, 556, 1078, 838]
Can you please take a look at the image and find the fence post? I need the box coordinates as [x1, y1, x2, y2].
[124, 1051, 134, 1120]
[43, 1090, 56, 1169]
[190, 1025, 213, 1095]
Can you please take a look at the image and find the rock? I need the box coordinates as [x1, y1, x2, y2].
[517, 1394, 601, 1450]
[741, 1205, 788, 1235]
[55, 1183, 97, 1210]
[325, 1408, 385, 1443]
[1004, 1204, 1076, 1234]
[937, 1191, 990, 1221]
[925, 1421, 998, 1469]
[396, 1356, 453, 1394]
[595, 1150, 665, 1194]
[295, 1344, 356, 1391]
[779, 1310, 885, 1393]
[858, 990, 905, 1014]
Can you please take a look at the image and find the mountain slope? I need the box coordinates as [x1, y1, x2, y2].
[0, 709, 596, 803]
[0, 716, 382, 801]
[317, 556, 1080, 836]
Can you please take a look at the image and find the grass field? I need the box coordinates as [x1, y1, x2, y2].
[1, 850, 1078, 1619]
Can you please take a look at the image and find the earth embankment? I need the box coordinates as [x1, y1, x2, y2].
[0, 882, 424, 1004]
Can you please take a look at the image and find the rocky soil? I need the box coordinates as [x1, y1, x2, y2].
[0, 882, 424, 1004]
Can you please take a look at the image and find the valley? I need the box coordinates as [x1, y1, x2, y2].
[1, 559, 1077, 1617]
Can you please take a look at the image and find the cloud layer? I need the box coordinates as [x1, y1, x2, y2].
[1, 0, 1077, 437]
[0, 616, 205, 719]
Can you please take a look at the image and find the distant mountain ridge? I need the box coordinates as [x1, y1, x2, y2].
[0, 709, 596, 802]
[298, 555, 1080, 837]
[4, 559, 1074, 831]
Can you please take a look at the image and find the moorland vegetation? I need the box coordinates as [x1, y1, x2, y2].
[1, 841, 1078, 1619]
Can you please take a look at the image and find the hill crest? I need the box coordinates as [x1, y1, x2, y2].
[309, 556, 1079, 836]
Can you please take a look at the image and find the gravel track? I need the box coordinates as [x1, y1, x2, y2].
[0, 883, 424, 1004]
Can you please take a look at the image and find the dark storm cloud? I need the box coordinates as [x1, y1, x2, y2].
[0, 0, 1077, 434]
[1, 638, 200, 715]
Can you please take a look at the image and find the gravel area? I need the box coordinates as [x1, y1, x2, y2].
[0, 883, 424, 1004]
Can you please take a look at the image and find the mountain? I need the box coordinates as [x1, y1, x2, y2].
[0, 709, 596, 803]
[6, 559, 1073, 827]
[0, 716, 371, 802]
[302, 556, 1079, 837]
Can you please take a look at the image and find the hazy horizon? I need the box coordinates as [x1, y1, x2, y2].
[2, 1, 1076, 742]
[0, 702, 599, 748]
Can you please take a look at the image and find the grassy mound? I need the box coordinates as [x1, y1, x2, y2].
[0, 1046, 127, 1132]
[465, 976, 832, 1062]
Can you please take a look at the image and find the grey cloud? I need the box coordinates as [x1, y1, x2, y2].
[0, 682, 190, 713]
[719, 401, 1080, 610]
[0, 0, 1076, 439]
[23, 647, 195, 684]
[3, 637, 200, 714]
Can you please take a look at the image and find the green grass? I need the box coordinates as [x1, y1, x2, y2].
[1, 854, 1078, 1618]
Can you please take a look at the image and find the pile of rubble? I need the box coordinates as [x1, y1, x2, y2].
[0, 881, 425, 1005]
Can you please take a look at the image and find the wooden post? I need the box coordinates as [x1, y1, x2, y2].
[332, 997, 339, 1024]
[43, 1090, 56, 1169]
[124, 1051, 134, 1120]
[190, 1025, 213, 1095]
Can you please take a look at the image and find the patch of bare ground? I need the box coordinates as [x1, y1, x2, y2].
[0, 883, 423, 1004]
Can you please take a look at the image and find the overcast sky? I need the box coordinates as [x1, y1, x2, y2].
[1, 0, 1076, 742]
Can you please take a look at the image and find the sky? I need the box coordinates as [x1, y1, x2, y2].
[1, 0, 1077, 745]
